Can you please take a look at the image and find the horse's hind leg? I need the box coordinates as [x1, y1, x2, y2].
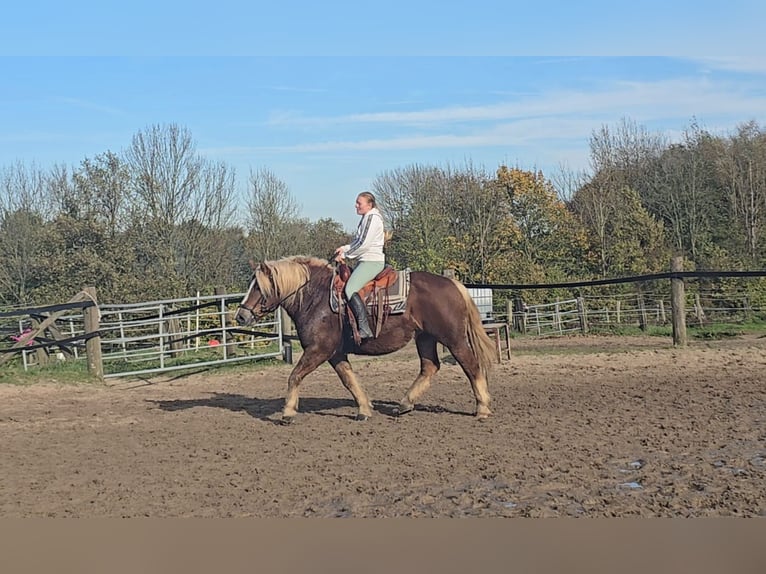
[396, 332, 440, 416]
[329, 354, 374, 421]
[447, 340, 492, 420]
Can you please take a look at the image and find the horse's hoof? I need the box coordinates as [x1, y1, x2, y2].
[475, 413, 491, 422]
[280, 415, 295, 426]
[393, 404, 414, 417]
[355, 414, 370, 422]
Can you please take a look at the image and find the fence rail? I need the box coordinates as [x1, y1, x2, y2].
[1, 290, 286, 378]
[507, 291, 765, 338]
[97, 292, 284, 379]
[3, 259, 766, 376]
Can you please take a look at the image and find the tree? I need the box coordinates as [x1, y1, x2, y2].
[496, 166, 591, 285]
[301, 217, 349, 259]
[123, 123, 237, 296]
[244, 168, 302, 261]
[0, 163, 50, 304]
[70, 151, 132, 237]
[444, 164, 509, 283]
[645, 124, 718, 262]
[716, 121, 766, 264]
[373, 164, 453, 272]
[589, 117, 666, 196]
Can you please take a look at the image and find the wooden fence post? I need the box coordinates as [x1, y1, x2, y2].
[577, 297, 588, 334]
[83, 286, 103, 379]
[671, 256, 687, 347]
[279, 307, 294, 337]
[694, 294, 706, 325]
[512, 296, 527, 334]
[29, 317, 50, 366]
[637, 292, 647, 331]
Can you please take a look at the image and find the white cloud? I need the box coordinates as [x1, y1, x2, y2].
[266, 76, 766, 130]
[689, 57, 766, 75]
[230, 76, 766, 158]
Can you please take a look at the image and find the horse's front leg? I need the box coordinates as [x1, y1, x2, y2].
[281, 348, 329, 424]
[329, 354, 374, 421]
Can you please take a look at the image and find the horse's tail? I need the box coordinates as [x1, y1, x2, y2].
[451, 279, 496, 377]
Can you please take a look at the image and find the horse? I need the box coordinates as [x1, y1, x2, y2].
[234, 256, 496, 424]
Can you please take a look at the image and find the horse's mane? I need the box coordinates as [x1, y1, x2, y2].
[256, 256, 331, 304]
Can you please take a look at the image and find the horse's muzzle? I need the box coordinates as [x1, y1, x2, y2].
[234, 307, 254, 326]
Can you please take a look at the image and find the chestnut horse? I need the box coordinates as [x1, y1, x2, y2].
[234, 256, 495, 423]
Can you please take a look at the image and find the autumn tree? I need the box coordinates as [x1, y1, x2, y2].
[495, 166, 591, 284]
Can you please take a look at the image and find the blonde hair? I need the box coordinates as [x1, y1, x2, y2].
[256, 256, 329, 305]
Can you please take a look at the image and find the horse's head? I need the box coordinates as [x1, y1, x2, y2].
[234, 261, 281, 326]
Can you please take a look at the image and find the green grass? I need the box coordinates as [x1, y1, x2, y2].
[1, 340, 296, 385]
[586, 320, 766, 340]
[0, 359, 100, 386]
[586, 324, 672, 337]
[103, 342, 285, 375]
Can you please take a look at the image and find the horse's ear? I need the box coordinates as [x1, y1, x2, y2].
[259, 262, 273, 277]
[248, 259, 257, 271]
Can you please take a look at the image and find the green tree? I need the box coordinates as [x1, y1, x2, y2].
[0, 163, 50, 305]
[715, 121, 766, 264]
[373, 164, 453, 272]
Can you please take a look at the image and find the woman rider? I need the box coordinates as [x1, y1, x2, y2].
[333, 191, 385, 339]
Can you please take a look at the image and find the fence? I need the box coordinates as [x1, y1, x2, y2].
[464, 257, 766, 345]
[4, 258, 766, 376]
[97, 292, 284, 379]
[508, 289, 765, 337]
[1, 289, 286, 379]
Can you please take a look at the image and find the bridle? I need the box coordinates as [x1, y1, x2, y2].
[237, 275, 308, 318]
[237, 292, 274, 318]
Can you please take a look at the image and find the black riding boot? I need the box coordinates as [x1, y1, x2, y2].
[348, 293, 374, 339]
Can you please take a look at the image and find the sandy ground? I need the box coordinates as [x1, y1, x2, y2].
[1, 334, 764, 517]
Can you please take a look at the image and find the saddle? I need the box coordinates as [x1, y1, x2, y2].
[330, 263, 410, 340]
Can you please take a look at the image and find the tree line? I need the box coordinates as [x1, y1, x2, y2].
[1, 119, 765, 307]
[378, 118, 766, 304]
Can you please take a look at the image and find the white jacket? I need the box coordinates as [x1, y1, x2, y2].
[341, 207, 385, 262]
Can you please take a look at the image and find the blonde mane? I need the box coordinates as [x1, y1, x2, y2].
[255, 256, 330, 305]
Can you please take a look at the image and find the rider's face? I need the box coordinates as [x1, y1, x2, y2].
[355, 196, 372, 215]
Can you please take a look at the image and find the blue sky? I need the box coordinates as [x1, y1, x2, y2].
[2, 2, 765, 230]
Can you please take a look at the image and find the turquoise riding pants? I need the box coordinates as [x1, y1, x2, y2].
[345, 260, 385, 299]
